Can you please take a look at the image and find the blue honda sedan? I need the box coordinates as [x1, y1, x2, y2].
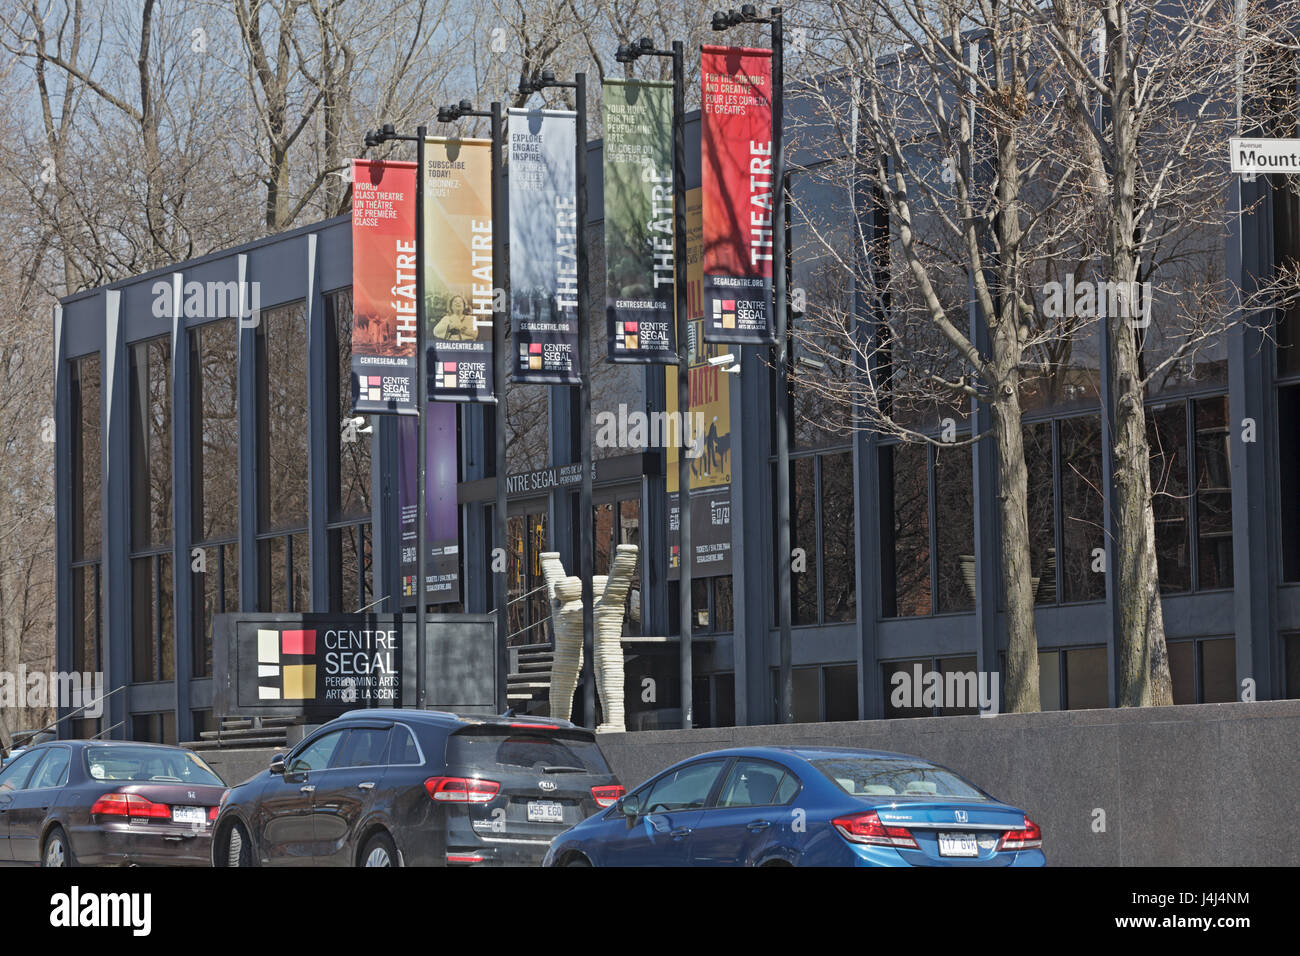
[542, 746, 1045, 867]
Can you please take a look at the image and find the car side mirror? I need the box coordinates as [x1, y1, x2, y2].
[621, 794, 642, 818]
[269, 754, 286, 775]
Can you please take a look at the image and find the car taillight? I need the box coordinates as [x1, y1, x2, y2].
[424, 776, 500, 803]
[89, 792, 172, 820]
[208, 806, 220, 821]
[832, 811, 920, 849]
[591, 785, 625, 808]
[997, 818, 1042, 851]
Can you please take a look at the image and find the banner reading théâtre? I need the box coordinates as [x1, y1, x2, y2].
[424, 137, 495, 402]
[701, 45, 775, 345]
[350, 160, 419, 414]
[508, 109, 581, 384]
[602, 79, 677, 364]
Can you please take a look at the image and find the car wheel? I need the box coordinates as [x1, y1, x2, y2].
[226, 821, 256, 867]
[42, 827, 75, 868]
[565, 854, 593, 867]
[360, 831, 398, 868]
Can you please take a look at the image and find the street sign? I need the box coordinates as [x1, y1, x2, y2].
[1230, 138, 1300, 174]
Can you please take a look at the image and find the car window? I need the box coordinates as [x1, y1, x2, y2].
[716, 759, 794, 808]
[85, 746, 225, 785]
[0, 750, 46, 792]
[290, 730, 346, 772]
[643, 760, 727, 813]
[811, 757, 990, 800]
[775, 772, 800, 804]
[387, 726, 422, 765]
[27, 747, 71, 790]
[334, 727, 390, 768]
[446, 728, 611, 774]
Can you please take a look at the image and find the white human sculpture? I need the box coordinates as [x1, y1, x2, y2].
[537, 545, 638, 731]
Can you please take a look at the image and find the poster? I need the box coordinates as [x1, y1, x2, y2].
[424, 137, 496, 402]
[508, 109, 581, 384]
[350, 159, 419, 413]
[398, 403, 461, 605]
[701, 45, 775, 345]
[602, 78, 677, 363]
[668, 188, 733, 579]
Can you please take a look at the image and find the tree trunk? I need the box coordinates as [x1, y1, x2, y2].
[993, 383, 1041, 711]
[1106, 0, 1173, 706]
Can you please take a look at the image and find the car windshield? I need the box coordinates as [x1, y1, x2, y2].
[84, 746, 224, 786]
[447, 728, 611, 774]
[811, 757, 990, 801]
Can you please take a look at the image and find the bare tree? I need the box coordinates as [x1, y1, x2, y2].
[1016, 0, 1300, 705]
[790, 0, 1102, 711]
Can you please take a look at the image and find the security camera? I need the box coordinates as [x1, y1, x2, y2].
[707, 353, 736, 367]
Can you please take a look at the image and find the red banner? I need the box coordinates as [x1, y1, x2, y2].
[351, 159, 418, 414]
[701, 45, 775, 345]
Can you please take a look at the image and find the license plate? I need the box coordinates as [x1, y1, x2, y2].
[937, 832, 979, 857]
[526, 801, 564, 824]
[172, 806, 206, 826]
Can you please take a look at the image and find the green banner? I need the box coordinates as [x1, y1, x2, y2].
[602, 78, 677, 364]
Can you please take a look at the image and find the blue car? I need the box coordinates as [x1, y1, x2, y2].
[542, 746, 1044, 867]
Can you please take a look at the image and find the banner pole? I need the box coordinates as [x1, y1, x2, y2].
[672, 41, 694, 731]
[576, 77, 597, 729]
[771, 7, 793, 725]
[415, 126, 428, 709]
[492, 102, 509, 714]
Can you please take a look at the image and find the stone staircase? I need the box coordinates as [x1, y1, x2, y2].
[506, 642, 553, 714]
[182, 715, 300, 751]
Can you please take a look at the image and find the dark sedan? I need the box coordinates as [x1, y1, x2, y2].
[212, 709, 623, 867]
[0, 740, 228, 867]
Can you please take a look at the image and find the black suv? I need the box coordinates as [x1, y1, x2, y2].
[211, 710, 624, 867]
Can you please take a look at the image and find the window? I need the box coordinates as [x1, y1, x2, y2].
[934, 444, 974, 613]
[387, 726, 422, 765]
[0, 750, 46, 792]
[716, 759, 798, 808]
[290, 730, 346, 772]
[335, 728, 390, 768]
[257, 302, 310, 612]
[28, 748, 71, 790]
[327, 290, 374, 614]
[191, 319, 239, 676]
[772, 664, 859, 722]
[1280, 386, 1300, 581]
[775, 451, 857, 626]
[1024, 423, 1057, 604]
[128, 336, 174, 683]
[1193, 397, 1232, 589]
[71, 355, 104, 692]
[641, 759, 727, 812]
[1064, 646, 1108, 710]
[881, 444, 930, 617]
[507, 511, 549, 646]
[879, 439, 973, 617]
[1059, 416, 1105, 603]
[130, 712, 177, 745]
[813, 756, 989, 801]
[1148, 403, 1191, 592]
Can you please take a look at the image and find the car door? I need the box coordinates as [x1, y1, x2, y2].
[259, 729, 346, 865]
[309, 725, 391, 865]
[602, 759, 728, 866]
[6, 746, 72, 863]
[690, 758, 800, 866]
[0, 750, 47, 862]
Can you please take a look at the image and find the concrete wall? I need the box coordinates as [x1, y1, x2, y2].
[596, 700, 1300, 866]
[198, 700, 1300, 866]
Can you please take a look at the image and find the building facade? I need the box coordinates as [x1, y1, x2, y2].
[54, 109, 1300, 744]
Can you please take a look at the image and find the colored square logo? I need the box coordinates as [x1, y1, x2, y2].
[281, 630, 316, 656]
[282, 665, 316, 700]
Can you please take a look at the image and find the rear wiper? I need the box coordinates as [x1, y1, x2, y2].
[541, 766, 588, 774]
